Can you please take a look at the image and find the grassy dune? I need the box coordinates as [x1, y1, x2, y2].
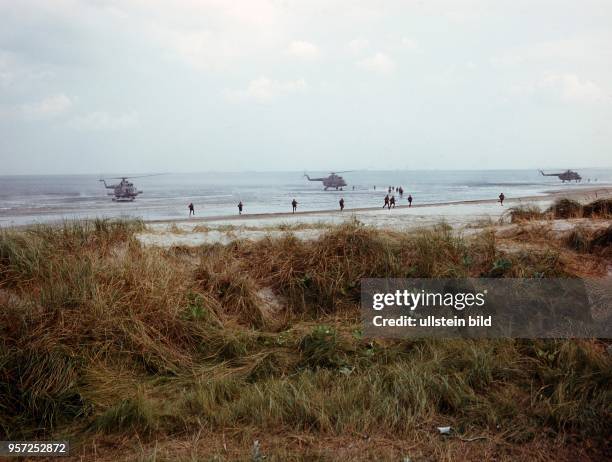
[0, 216, 610, 461]
[505, 198, 612, 223]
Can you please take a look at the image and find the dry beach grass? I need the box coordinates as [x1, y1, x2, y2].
[0, 207, 610, 461]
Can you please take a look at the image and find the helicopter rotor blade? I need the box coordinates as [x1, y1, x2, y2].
[330, 170, 354, 174]
[100, 173, 167, 180]
[126, 173, 167, 179]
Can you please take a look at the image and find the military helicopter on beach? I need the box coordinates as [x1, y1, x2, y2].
[99, 174, 162, 201]
[539, 169, 582, 183]
[304, 171, 351, 190]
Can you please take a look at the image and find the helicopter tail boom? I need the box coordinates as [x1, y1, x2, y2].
[304, 174, 326, 181]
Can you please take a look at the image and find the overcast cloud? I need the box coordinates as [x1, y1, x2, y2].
[0, 0, 611, 174]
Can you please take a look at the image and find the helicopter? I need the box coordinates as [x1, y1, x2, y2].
[99, 174, 161, 201]
[539, 170, 582, 183]
[304, 171, 350, 190]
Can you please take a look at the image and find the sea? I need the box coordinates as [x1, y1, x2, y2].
[1, 169, 611, 226]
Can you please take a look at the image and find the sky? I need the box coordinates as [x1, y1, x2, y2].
[0, 0, 611, 175]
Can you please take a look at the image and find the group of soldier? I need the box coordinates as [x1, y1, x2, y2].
[188, 188, 508, 217]
[187, 186, 416, 217]
[381, 185, 412, 210]
[382, 194, 413, 209]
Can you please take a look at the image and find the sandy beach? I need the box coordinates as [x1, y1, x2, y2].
[137, 186, 612, 247]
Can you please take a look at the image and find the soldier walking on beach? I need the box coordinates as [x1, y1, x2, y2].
[407, 194, 413, 207]
[238, 201, 243, 215]
[292, 198, 298, 213]
[383, 194, 389, 208]
[390, 195, 396, 208]
[339, 198, 345, 211]
[498, 193, 505, 206]
[398, 186, 404, 197]
[188, 202, 195, 216]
